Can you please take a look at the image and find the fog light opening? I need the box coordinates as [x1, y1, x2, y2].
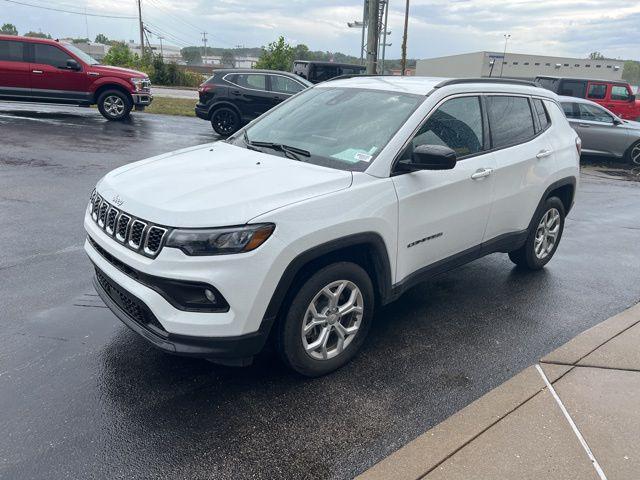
[204, 289, 217, 304]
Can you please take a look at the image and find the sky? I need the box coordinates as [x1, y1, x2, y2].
[2, 0, 639, 60]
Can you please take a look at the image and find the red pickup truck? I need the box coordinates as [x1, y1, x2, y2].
[536, 76, 640, 121]
[0, 35, 152, 120]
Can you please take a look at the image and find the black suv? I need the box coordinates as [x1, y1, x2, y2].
[195, 69, 311, 135]
[293, 61, 366, 84]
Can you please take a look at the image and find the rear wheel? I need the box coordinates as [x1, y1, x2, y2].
[97, 89, 132, 121]
[276, 262, 374, 377]
[624, 140, 640, 165]
[210, 107, 240, 136]
[509, 197, 565, 270]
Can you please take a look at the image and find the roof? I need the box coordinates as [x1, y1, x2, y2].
[317, 75, 556, 99]
[0, 34, 62, 45]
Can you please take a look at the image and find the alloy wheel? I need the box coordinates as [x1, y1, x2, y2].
[301, 280, 364, 361]
[212, 110, 237, 135]
[631, 143, 640, 165]
[534, 208, 561, 260]
[103, 95, 125, 117]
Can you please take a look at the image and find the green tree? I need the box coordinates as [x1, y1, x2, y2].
[181, 47, 202, 65]
[1, 23, 18, 35]
[293, 44, 310, 61]
[24, 31, 51, 39]
[102, 41, 135, 67]
[588, 51, 605, 60]
[622, 61, 640, 86]
[94, 33, 110, 44]
[221, 50, 235, 67]
[255, 36, 294, 71]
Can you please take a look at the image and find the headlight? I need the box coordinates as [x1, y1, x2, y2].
[165, 224, 275, 256]
[130, 77, 148, 91]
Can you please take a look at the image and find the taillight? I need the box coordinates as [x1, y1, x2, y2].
[198, 84, 214, 93]
[575, 136, 582, 156]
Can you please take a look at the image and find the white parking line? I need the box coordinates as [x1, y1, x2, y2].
[535, 364, 608, 480]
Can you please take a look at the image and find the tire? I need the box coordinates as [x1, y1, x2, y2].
[509, 197, 565, 270]
[97, 89, 132, 121]
[624, 140, 640, 166]
[210, 107, 240, 136]
[276, 262, 375, 377]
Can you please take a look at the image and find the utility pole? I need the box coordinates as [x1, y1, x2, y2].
[500, 33, 510, 77]
[380, 0, 389, 74]
[158, 36, 164, 59]
[400, 0, 410, 76]
[360, 0, 367, 65]
[137, 0, 144, 56]
[201, 32, 208, 62]
[366, 0, 379, 74]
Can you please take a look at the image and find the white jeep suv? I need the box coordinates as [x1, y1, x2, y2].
[85, 77, 580, 376]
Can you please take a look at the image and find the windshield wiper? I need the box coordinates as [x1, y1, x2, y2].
[242, 130, 265, 153]
[249, 141, 311, 161]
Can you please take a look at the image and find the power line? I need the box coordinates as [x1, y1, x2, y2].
[0, 0, 137, 19]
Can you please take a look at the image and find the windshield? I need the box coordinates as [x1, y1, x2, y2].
[240, 87, 424, 172]
[62, 43, 100, 65]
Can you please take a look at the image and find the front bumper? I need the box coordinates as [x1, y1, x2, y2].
[132, 92, 153, 106]
[93, 265, 273, 359]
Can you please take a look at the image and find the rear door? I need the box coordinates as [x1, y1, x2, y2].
[30, 43, 90, 102]
[0, 38, 30, 97]
[483, 95, 554, 239]
[393, 95, 496, 281]
[226, 73, 272, 119]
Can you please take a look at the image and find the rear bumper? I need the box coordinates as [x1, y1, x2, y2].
[93, 265, 274, 359]
[195, 103, 209, 120]
[132, 93, 153, 106]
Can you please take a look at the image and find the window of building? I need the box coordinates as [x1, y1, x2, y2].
[524, 62, 529, 65]
[606, 65, 612, 69]
[585, 64, 591, 68]
[545, 63, 551, 66]
[402, 96, 484, 159]
[574, 64, 580, 67]
[513, 62, 519, 65]
[486, 96, 536, 149]
[596, 65, 602, 68]
[563, 63, 569, 67]
[535, 62, 540, 66]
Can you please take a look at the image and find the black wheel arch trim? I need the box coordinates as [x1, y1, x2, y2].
[527, 176, 576, 233]
[262, 232, 394, 325]
[207, 101, 242, 119]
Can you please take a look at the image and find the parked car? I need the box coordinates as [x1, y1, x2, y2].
[86, 77, 579, 376]
[293, 60, 366, 83]
[0, 34, 152, 120]
[559, 95, 640, 165]
[536, 76, 640, 121]
[195, 69, 311, 135]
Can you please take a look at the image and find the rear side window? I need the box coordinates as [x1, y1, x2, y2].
[587, 84, 607, 100]
[561, 102, 580, 119]
[234, 74, 266, 91]
[403, 96, 484, 159]
[34, 44, 72, 68]
[559, 80, 586, 97]
[487, 96, 536, 149]
[533, 99, 551, 131]
[611, 85, 630, 101]
[0, 40, 25, 62]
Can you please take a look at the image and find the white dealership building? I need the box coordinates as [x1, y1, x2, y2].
[416, 51, 624, 81]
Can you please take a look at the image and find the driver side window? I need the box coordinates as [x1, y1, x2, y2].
[400, 96, 484, 160]
[578, 103, 613, 123]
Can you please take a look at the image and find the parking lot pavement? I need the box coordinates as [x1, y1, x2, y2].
[2, 102, 640, 480]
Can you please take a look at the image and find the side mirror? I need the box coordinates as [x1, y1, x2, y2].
[66, 59, 81, 71]
[409, 144, 457, 170]
[613, 118, 623, 126]
[629, 94, 636, 103]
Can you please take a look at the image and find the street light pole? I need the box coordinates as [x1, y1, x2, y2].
[500, 33, 510, 78]
[400, 0, 410, 75]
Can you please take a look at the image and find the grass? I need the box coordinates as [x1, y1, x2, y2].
[143, 97, 197, 117]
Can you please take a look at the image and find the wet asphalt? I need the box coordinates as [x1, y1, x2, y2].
[1, 102, 640, 480]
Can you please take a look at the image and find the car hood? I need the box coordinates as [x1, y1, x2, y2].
[620, 118, 640, 131]
[90, 64, 148, 78]
[96, 142, 353, 227]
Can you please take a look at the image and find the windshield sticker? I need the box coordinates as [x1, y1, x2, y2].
[331, 148, 375, 163]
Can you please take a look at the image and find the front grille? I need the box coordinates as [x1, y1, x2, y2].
[88, 192, 169, 258]
[95, 267, 166, 334]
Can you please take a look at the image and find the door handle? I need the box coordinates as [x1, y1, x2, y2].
[32, 70, 43, 74]
[471, 168, 493, 180]
[230, 90, 241, 95]
[578, 123, 590, 128]
[536, 149, 553, 159]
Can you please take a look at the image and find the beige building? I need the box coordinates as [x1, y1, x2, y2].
[416, 51, 623, 81]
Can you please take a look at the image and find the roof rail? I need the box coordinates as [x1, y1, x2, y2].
[434, 78, 540, 88]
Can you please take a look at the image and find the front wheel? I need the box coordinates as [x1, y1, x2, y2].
[97, 90, 132, 121]
[624, 140, 640, 166]
[276, 262, 374, 377]
[509, 197, 565, 270]
[210, 107, 240, 136]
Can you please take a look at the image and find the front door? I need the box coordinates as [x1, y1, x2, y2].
[574, 102, 629, 157]
[229, 73, 273, 119]
[606, 84, 635, 120]
[392, 95, 496, 282]
[0, 39, 30, 96]
[30, 43, 90, 102]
